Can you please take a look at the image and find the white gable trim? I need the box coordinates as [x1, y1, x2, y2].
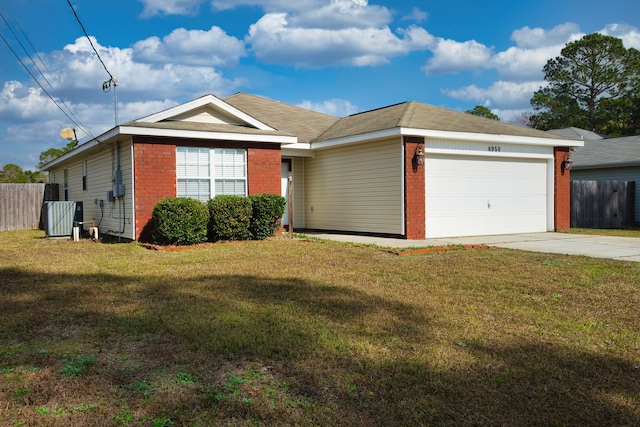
[136, 94, 275, 131]
[118, 125, 296, 144]
[312, 127, 584, 150]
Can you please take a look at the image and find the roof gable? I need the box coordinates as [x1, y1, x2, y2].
[135, 94, 275, 131]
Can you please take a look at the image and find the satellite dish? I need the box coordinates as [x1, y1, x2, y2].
[60, 127, 76, 141]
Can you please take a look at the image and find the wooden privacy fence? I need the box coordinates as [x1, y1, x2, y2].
[571, 180, 635, 228]
[0, 184, 59, 231]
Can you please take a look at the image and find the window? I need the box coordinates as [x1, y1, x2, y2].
[82, 161, 87, 191]
[176, 147, 246, 201]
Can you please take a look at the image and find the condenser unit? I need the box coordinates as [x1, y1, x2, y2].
[44, 201, 83, 237]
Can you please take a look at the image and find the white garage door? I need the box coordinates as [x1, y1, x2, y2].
[426, 155, 548, 238]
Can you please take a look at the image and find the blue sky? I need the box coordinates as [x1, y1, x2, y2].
[1, 0, 639, 170]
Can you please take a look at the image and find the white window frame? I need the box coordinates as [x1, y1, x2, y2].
[176, 147, 247, 201]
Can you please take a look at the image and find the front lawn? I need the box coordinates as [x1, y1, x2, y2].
[1, 230, 639, 426]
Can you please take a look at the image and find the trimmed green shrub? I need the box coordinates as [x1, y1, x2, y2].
[249, 193, 286, 240]
[207, 195, 252, 241]
[151, 197, 209, 245]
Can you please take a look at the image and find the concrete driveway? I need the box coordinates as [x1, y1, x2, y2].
[304, 232, 640, 262]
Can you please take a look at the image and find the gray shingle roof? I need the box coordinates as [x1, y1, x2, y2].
[571, 135, 640, 168]
[224, 92, 340, 143]
[547, 127, 606, 141]
[317, 101, 576, 142]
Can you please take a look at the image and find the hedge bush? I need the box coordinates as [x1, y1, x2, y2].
[151, 197, 209, 245]
[249, 193, 286, 240]
[207, 195, 252, 241]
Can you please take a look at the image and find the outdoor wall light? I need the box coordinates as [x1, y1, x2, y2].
[414, 143, 425, 166]
[561, 152, 572, 174]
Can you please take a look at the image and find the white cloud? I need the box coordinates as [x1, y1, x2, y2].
[133, 26, 246, 67]
[287, 0, 392, 30]
[491, 45, 562, 81]
[402, 7, 428, 23]
[247, 13, 432, 67]
[510, 23, 581, 49]
[601, 23, 640, 49]
[422, 38, 493, 75]
[39, 37, 246, 102]
[297, 98, 358, 116]
[140, 0, 202, 16]
[0, 82, 59, 122]
[443, 81, 546, 109]
[440, 22, 640, 110]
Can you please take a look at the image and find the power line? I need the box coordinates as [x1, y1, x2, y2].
[0, 31, 95, 140]
[0, 13, 54, 90]
[66, 0, 119, 126]
[15, 20, 49, 73]
[0, 12, 94, 139]
[66, 0, 113, 81]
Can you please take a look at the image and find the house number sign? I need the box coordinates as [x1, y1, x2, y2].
[488, 146, 501, 152]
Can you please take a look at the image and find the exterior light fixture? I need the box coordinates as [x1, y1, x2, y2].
[561, 152, 572, 174]
[414, 143, 425, 166]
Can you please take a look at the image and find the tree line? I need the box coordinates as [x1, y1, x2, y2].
[468, 33, 639, 136]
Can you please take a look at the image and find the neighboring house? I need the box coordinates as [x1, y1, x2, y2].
[550, 128, 640, 223]
[41, 93, 581, 241]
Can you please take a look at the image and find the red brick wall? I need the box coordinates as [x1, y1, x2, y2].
[247, 146, 281, 195]
[133, 142, 177, 241]
[132, 138, 282, 241]
[404, 137, 426, 239]
[554, 147, 571, 231]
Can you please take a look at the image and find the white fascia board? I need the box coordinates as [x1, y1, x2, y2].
[136, 94, 275, 131]
[40, 127, 119, 170]
[118, 126, 296, 144]
[311, 127, 584, 150]
[404, 128, 584, 148]
[281, 145, 314, 158]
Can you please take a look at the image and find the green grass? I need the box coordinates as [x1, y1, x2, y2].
[567, 226, 640, 238]
[0, 229, 639, 426]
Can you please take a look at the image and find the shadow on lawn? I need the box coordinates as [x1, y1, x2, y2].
[1, 266, 639, 426]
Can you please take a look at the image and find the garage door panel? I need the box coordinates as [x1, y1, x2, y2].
[426, 155, 548, 238]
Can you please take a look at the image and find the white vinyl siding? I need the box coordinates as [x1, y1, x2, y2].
[47, 139, 135, 240]
[304, 138, 403, 235]
[176, 147, 246, 201]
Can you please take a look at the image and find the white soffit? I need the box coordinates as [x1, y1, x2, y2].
[135, 94, 275, 131]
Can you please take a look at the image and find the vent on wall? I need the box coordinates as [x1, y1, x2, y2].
[44, 201, 83, 237]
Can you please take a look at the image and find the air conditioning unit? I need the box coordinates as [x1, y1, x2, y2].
[44, 201, 83, 237]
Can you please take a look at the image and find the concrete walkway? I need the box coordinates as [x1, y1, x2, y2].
[303, 232, 640, 262]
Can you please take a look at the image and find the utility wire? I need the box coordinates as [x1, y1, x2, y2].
[15, 20, 49, 72]
[66, 0, 114, 81]
[0, 32, 95, 138]
[0, 32, 98, 141]
[0, 14, 93, 138]
[7, 15, 91, 135]
[0, 12, 54, 90]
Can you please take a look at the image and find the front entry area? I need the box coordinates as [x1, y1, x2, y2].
[425, 155, 550, 238]
[281, 159, 292, 226]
